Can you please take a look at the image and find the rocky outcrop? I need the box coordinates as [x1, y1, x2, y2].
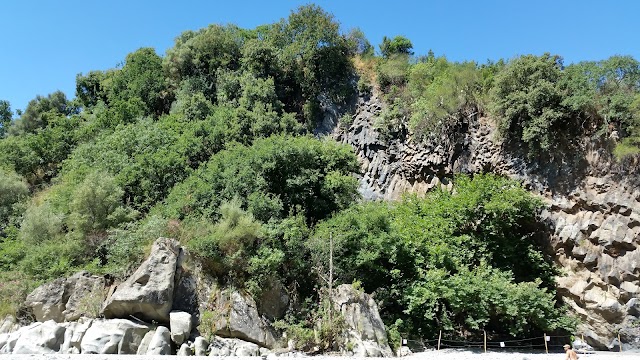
[336, 90, 640, 351]
[208, 335, 269, 356]
[102, 237, 180, 323]
[332, 284, 394, 357]
[24, 271, 105, 323]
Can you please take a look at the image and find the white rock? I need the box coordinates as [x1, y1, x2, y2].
[170, 310, 193, 345]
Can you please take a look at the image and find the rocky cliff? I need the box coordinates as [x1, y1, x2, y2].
[332, 91, 640, 351]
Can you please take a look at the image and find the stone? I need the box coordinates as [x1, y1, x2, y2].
[80, 319, 151, 354]
[12, 320, 65, 354]
[211, 289, 278, 348]
[332, 284, 393, 357]
[178, 342, 192, 356]
[102, 237, 181, 323]
[170, 310, 193, 345]
[258, 279, 290, 321]
[0, 315, 17, 335]
[194, 336, 209, 356]
[61, 317, 92, 354]
[209, 336, 259, 356]
[136, 330, 155, 355]
[23, 271, 106, 323]
[146, 326, 171, 355]
[24, 278, 67, 322]
[63, 271, 106, 321]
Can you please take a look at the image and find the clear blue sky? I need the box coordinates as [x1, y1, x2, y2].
[2, 0, 638, 113]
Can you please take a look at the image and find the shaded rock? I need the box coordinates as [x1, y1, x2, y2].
[259, 280, 289, 321]
[102, 237, 180, 323]
[332, 284, 393, 357]
[136, 330, 155, 355]
[12, 320, 65, 354]
[80, 319, 151, 354]
[146, 326, 171, 355]
[63, 271, 106, 321]
[211, 289, 278, 348]
[170, 310, 192, 345]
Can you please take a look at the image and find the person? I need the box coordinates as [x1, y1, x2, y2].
[563, 344, 578, 360]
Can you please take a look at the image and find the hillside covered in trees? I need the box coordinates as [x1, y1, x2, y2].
[1, 4, 639, 350]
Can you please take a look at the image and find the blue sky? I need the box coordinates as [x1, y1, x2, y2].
[2, 0, 638, 113]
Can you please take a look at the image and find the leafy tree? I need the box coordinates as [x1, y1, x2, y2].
[11, 91, 77, 134]
[310, 175, 571, 339]
[379, 35, 413, 58]
[108, 47, 171, 116]
[0, 100, 12, 138]
[162, 135, 360, 224]
[490, 54, 574, 152]
[347, 27, 374, 57]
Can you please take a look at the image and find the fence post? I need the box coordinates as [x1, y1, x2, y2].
[619, 333, 622, 352]
[437, 330, 442, 351]
[483, 330, 487, 353]
[544, 333, 548, 354]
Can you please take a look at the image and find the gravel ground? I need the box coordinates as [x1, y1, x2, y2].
[2, 350, 640, 360]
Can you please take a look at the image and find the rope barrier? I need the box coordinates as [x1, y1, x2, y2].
[400, 333, 576, 353]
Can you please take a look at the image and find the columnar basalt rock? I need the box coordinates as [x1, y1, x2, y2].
[334, 90, 640, 351]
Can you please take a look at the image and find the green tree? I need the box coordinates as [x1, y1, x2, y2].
[379, 35, 413, 58]
[0, 100, 12, 137]
[490, 54, 574, 153]
[0, 169, 29, 232]
[11, 91, 77, 134]
[162, 135, 360, 224]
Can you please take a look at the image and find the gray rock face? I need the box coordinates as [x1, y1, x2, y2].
[335, 90, 640, 350]
[24, 271, 106, 323]
[258, 280, 289, 321]
[60, 317, 92, 354]
[102, 237, 180, 323]
[209, 289, 278, 349]
[79, 319, 151, 354]
[0, 315, 18, 335]
[332, 284, 393, 357]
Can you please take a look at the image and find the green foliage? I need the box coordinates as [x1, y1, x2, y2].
[0, 271, 36, 318]
[162, 135, 360, 224]
[409, 58, 485, 139]
[0, 169, 29, 230]
[379, 35, 414, 58]
[491, 53, 573, 152]
[18, 201, 64, 245]
[187, 199, 263, 279]
[0, 100, 11, 138]
[310, 175, 572, 339]
[11, 91, 77, 134]
[67, 171, 134, 236]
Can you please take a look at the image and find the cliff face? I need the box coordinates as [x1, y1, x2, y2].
[332, 91, 640, 350]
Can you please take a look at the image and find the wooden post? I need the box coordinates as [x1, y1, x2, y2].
[483, 330, 487, 352]
[328, 232, 333, 325]
[544, 333, 548, 354]
[581, 334, 584, 344]
[437, 330, 442, 350]
[618, 333, 622, 352]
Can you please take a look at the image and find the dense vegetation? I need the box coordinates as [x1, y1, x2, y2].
[2, 3, 638, 349]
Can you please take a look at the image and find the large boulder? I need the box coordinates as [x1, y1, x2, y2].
[102, 237, 180, 323]
[24, 271, 106, 322]
[24, 278, 67, 322]
[210, 289, 278, 349]
[12, 320, 65, 354]
[332, 284, 393, 357]
[80, 319, 151, 354]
